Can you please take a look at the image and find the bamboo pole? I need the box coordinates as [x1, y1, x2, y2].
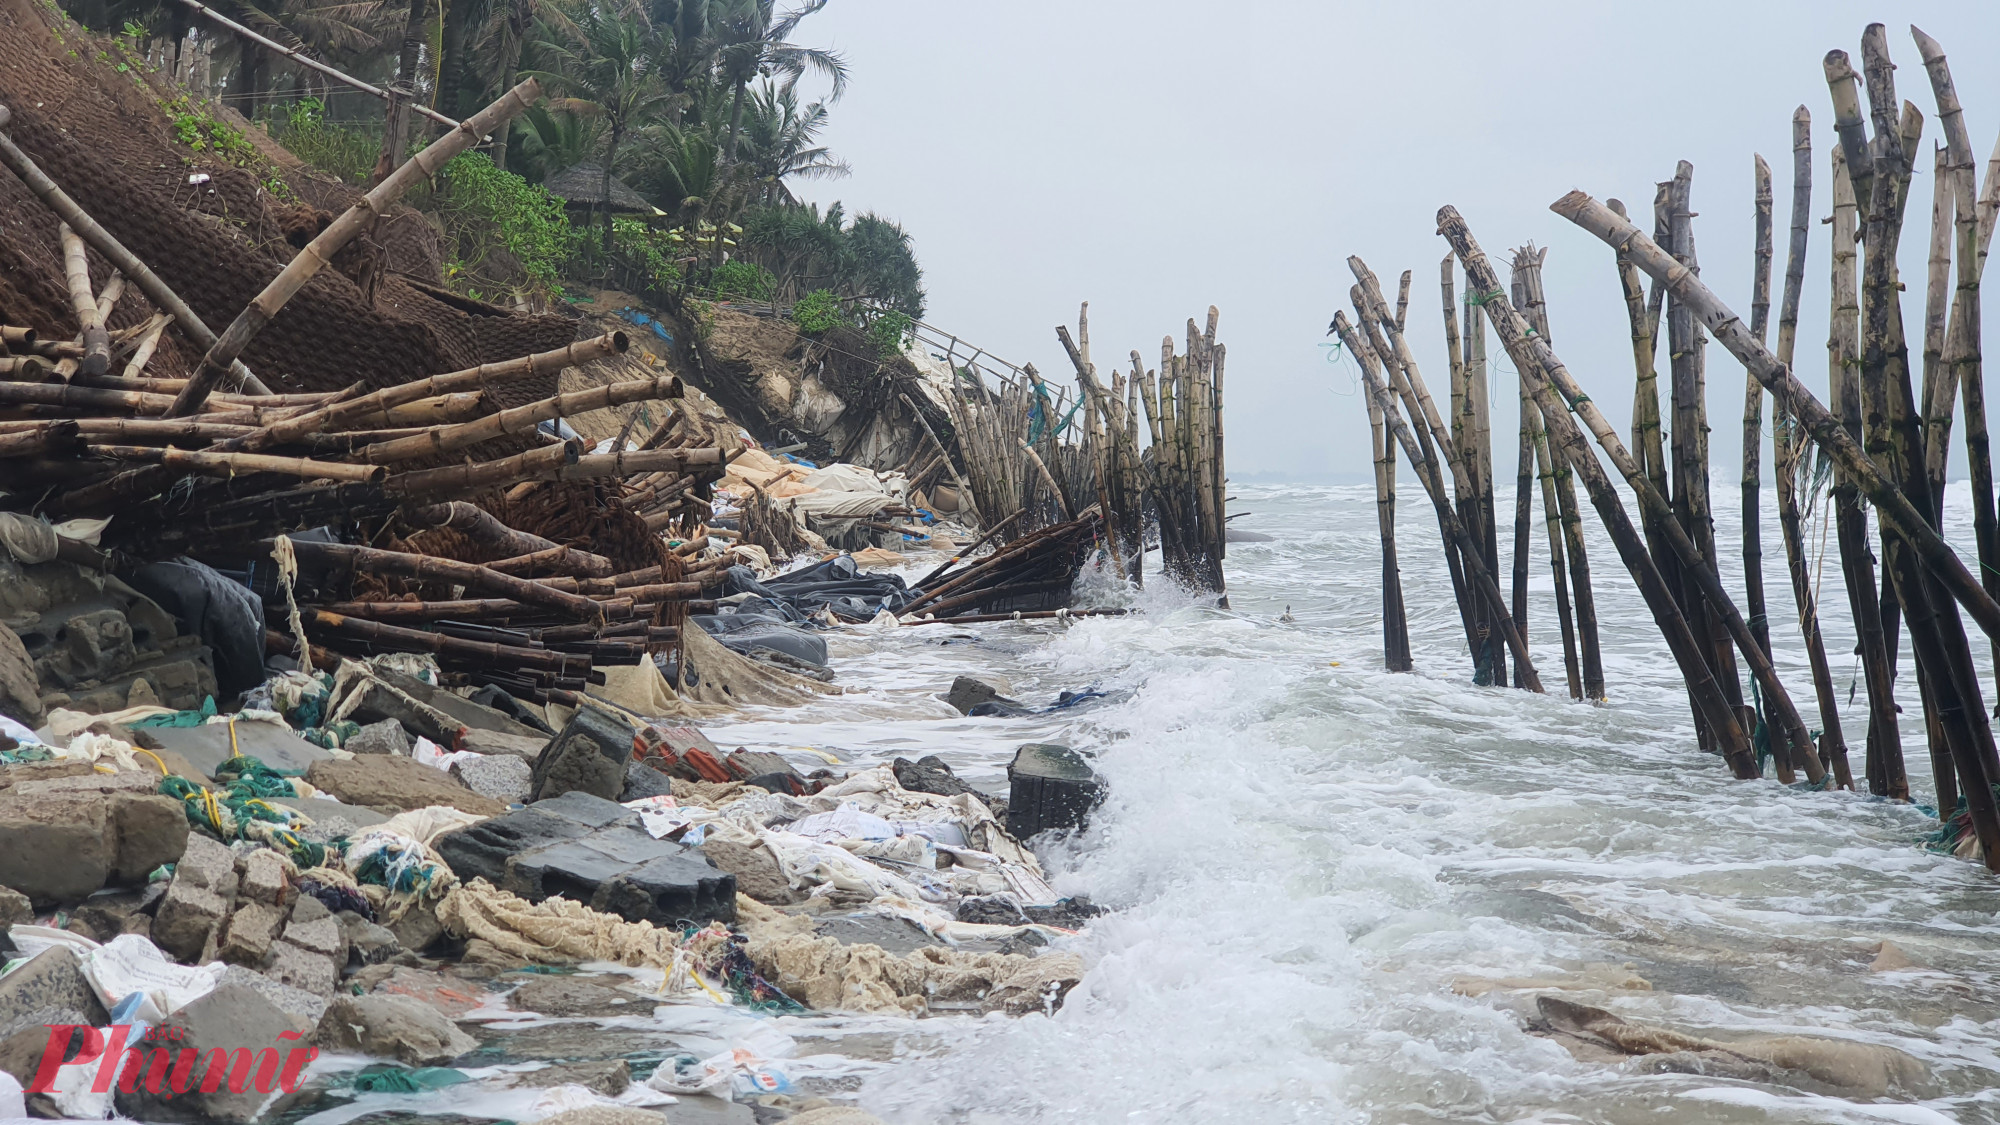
[1442, 207, 1788, 780]
[1525, 372, 1581, 699]
[1365, 337, 1412, 672]
[167, 78, 543, 417]
[381, 439, 578, 498]
[1742, 154, 1775, 675]
[356, 376, 678, 463]
[1440, 260, 1504, 688]
[0, 421, 81, 459]
[1553, 190, 2000, 805]
[1664, 162, 1747, 754]
[0, 106, 269, 395]
[59, 224, 109, 377]
[273, 538, 604, 621]
[1919, 144, 1956, 512]
[1914, 25, 2000, 704]
[1334, 310, 1543, 692]
[1770, 107, 1855, 788]
[1517, 245, 1603, 701]
[1353, 286, 1480, 662]
[92, 445, 384, 482]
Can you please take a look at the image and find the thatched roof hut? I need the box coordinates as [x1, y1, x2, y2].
[545, 163, 654, 214]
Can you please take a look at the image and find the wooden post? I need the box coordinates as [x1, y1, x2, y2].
[370, 83, 415, 189]
[168, 78, 542, 418]
[1516, 268, 1581, 699]
[1442, 257, 1502, 685]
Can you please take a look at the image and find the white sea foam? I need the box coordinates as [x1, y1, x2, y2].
[701, 482, 2000, 1123]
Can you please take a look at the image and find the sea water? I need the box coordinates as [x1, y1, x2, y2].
[704, 481, 2000, 1124]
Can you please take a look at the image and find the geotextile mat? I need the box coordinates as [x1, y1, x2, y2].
[0, 0, 576, 404]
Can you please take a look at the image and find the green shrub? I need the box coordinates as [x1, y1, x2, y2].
[166, 96, 259, 167]
[790, 289, 844, 335]
[269, 97, 379, 184]
[866, 309, 912, 358]
[712, 260, 775, 301]
[432, 152, 581, 297]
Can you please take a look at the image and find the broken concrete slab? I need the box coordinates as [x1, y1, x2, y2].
[0, 946, 109, 1087]
[451, 752, 533, 804]
[217, 965, 326, 1034]
[152, 833, 238, 961]
[116, 981, 302, 1124]
[1005, 743, 1103, 840]
[943, 674, 1017, 715]
[305, 754, 506, 816]
[461, 727, 551, 760]
[140, 720, 333, 778]
[239, 847, 290, 907]
[530, 707, 634, 803]
[507, 976, 646, 1018]
[219, 900, 288, 966]
[436, 792, 734, 925]
[262, 941, 339, 996]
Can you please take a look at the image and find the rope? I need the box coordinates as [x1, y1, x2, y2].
[271, 535, 312, 674]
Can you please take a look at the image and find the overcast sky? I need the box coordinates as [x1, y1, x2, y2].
[787, 1, 2000, 482]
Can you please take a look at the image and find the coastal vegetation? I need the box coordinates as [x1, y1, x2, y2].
[72, 0, 922, 317]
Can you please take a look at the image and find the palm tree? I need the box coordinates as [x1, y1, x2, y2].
[513, 102, 602, 184]
[629, 122, 723, 228]
[710, 0, 846, 164]
[735, 79, 846, 205]
[525, 0, 682, 255]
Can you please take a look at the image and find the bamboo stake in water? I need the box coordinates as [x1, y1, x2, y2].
[1446, 208, 1826, 783]
[1770, 106, 1855, 788]
[1516, 272, 1581, 699]
[1742, 155, 1775, 673]
[1334, 311, 1542, 692]
[1517, 245, 1604, 702]
[1365, 349, 1412, 672]
[1442, 258, 1502, 685]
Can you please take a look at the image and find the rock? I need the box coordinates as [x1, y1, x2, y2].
[943, 674, 1018, 715]
[0, 621, 43, 727]
[700, 838, 802, 905]
[530, 707, 635, 802]
[116, 981, 303, 1124]
[507, 976, 645, 1018]
[1005, 743, 1103, 840]
[345, 718, 412, 757]
[150, 831, 239, 959]
[892, 755, 976, 797]
[724, 749, 797, 782]
[291, 893, 329, 924]
[0, 759, 93, 790]
[262, 941, 339, 996]
[316, 993, 477, 1066]
[69, 887, 157, 942]
[534, 1109, 667, 1125]
[337, 911, 401, 966]
[457, 937, 528, 975]
[6, 773, 188, 886]
[0, 886, 28, 927]
[0, 947, 109, 1087]
[955, 895, 1027, 926]
[354, 965, 484, 1017]
[217, 965, 326, 1034]
[219, 901, 289, 966]
[787, 1110, 885, 1125]
[460, 727, 551, 760]
[620, 760, 676, 801]
[281, 910, 345, 961]
[388, 901, 445, 955]
[436, 792, 735, 924]
[451, 753, 534, 804]
[0, 790, 110, 902]
[305, 755, 506, 816]
[529, 1059, 629, 1095]
[239, 848, 291, 907]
